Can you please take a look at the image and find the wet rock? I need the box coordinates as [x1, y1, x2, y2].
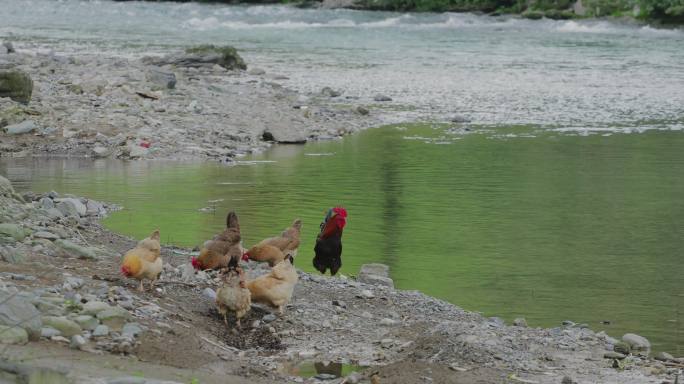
[373, 94, 392, 102]
[55, 239, 98, 260]
[42, 316, 82, 337]
[0, 288, 42, 340]
[561, 376, 575, 384]
[146, 66, 176, 89]
[74, 315, 99, 331]
[70, 334, 87, 350]
[41, 326, 61, 338]
[513, 317, 528, 327]
[5, 120, 36, 135]
[0, 325, 28, 344]
[0, 69, 33, 104]
[0, 223, 28, 241]
[321, 87, 342, 97]
[356, 105, 369, 115]
[622, 333, 650, 351]
[93, 324, 109, 337]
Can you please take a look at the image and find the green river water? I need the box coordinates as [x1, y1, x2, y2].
[2, 124, 683, 355]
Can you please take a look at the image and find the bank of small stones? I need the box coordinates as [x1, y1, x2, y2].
[0, 43, 381, 162]
[1, 177, 683, 382]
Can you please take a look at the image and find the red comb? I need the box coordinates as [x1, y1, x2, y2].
[191, 257, 201, 270]
[333, 207, 347, 218]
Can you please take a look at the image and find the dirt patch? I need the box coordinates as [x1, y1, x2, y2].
[207, 307, 284, 351]
[368, 360, 506, 384]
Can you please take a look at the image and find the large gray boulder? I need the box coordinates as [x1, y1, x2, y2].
[358, 263, 394, 288]
[145, 45, 247, 71]
[0, 288, 42, 341]
[0, 69, 33, 104]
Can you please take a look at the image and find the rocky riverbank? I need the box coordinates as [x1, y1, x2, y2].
[0, 43, 381, 162]
[1, 175, 683, 383]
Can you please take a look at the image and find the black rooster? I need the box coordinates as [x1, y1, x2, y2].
[313, 207, 347, 276]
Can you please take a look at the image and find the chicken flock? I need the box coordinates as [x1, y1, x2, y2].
[120, 207, 348, 327]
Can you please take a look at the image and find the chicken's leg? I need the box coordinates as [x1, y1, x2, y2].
[223, 313, 228, 326]
[138, 280, 144, 292]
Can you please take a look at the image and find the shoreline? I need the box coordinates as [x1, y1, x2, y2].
[1, 47, 384, 162]
[0, 176, 682, 383]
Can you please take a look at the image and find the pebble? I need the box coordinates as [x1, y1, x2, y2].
[373, 94, 392, 102]
[51, 335, 70, 343]
[654, 351, 674, 361]
[33, 231, 59, 240]
[379, 318, 398, 326]
[41, 327, 62, 338]
[513, 317, 528, 327]
[93, 324, 110, 337]
[122, 322, 143, 338]
[202, 287, 216, 301]
[70, 334, 87, 350]
[358, 289, 375, 299]
[299, 350, 317, 359]
[603, 351, 626, 359]
[262, 314, 277, 323]
[622, 333, 650, 351]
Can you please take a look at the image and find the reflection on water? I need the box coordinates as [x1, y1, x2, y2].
[2, 124, 683, 355]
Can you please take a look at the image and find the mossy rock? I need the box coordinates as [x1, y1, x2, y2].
[613, 341, 631, 355]
[0, 70, 33, 104]
[544, 9, 575, 18]
[185, 45, 247, 70]
[522, 9, 545, 19]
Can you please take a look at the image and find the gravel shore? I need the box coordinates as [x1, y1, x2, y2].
[1, 46, 381, 162]
[0, 175, 682, 383]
